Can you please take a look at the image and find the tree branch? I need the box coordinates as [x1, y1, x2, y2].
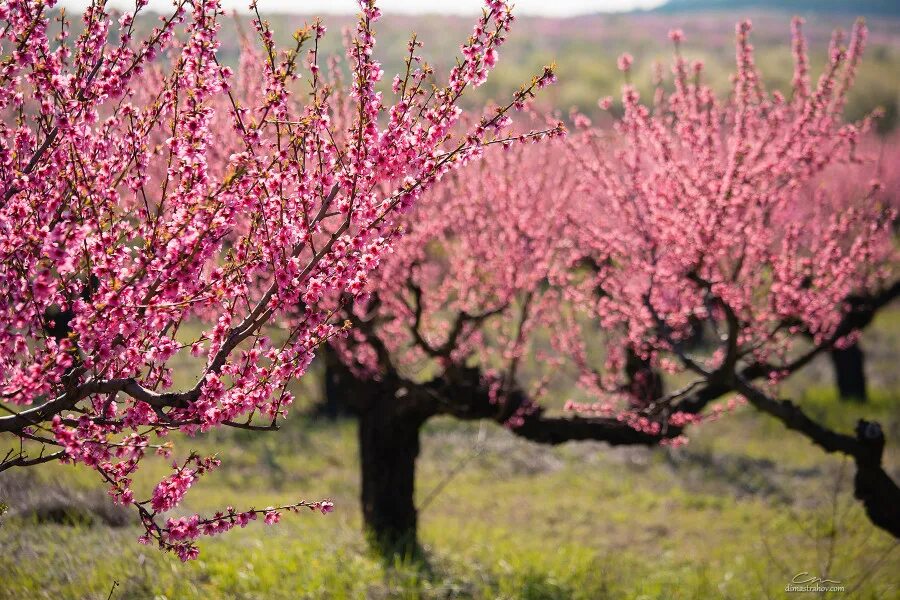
[0, 378, 195, 434]
[410, 366, 676, 447]
[734, 376, 899, 538]
[0, 449, 66, 473]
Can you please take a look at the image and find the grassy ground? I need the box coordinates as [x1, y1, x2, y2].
[2, 312, 899, 599]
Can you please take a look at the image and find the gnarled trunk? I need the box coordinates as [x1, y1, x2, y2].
[313, 348, 430, 556]
[357, 386, 428, 556]
[852, 420, 900, 537]
[830, 342, 867, 403]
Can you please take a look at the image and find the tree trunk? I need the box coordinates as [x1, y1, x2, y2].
[312, 345, 356, 419]
[315, 349, 431, 556]
[358, 389, 425, 556]
[625, 348, 664, 406]
[830, 342, 867, 403]
[852, 420, 899, 538]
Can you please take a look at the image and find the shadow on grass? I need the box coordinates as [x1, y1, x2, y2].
[0, 470, 133, 528]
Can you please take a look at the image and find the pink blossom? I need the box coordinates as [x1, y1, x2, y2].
[151, 470, 196, 513]
[0, 0, 558, 561]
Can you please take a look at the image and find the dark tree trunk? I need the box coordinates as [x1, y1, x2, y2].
[625, 348, 664, 406]
[313, 345, 356, 419]
[313, 347, 431, 556]
[852, 420, 899, 538]
[830, 342, 867, 403]
[358, 388, 426, 556]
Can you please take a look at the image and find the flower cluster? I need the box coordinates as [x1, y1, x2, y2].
[330, 131, 568, 396]
[138, 498, 334, 561]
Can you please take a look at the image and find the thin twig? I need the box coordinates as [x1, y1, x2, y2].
[418, 422, 487, 513]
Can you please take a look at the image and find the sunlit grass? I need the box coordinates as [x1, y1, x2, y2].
[2, 311, 899, 599]
[2, 395, 898, 599]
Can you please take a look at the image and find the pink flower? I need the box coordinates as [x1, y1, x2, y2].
[150, 470, 195, 513]
[484, 48, 498, 67]
[175, 544, 200, 562]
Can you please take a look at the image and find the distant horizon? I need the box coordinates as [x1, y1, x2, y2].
[56, 0, 668, 17]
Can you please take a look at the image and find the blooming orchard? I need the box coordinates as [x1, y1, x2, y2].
[324, 18, 899, 548]
[0, 0, 558, 559]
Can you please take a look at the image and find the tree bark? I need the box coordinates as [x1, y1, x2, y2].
[312, 345, 356, 419]
[625, 348, 664, 406]
[829, 342, 868, 403]
[358, 387, 428, 556]
[852, 420, 900, 537]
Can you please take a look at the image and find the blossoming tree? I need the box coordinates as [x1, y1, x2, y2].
[0, 0, 557, 560]
[324, 139, 580, 552]
[561, 18, 899, 538]
[324, 18, 899, 554]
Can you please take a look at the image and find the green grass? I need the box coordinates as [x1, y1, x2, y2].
[2, 311, 900, 599]
[2, 403, 899, 599]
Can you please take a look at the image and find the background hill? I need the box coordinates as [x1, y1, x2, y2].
[652, 0, 900, 17]
[203, 9, 900, 131]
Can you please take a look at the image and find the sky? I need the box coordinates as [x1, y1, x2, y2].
[57, 0, 667, 17]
